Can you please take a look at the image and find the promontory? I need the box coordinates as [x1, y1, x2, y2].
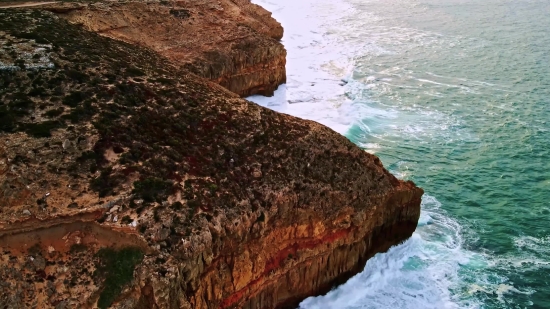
[0, 1, 423, 308]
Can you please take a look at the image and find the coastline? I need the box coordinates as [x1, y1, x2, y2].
[0, 2, 423, 308]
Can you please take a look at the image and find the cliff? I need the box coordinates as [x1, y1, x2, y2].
[0, 3, 423, 309]
[47, 0, 286, 97]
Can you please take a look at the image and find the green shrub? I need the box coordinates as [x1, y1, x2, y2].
[16, 31, 49, 44]
[0, 106, 17, 133]
[125, 66, 145, 77]
[90, 167, 119, 197]
[95, 247, 144, 309]
[28, 86, 46, 97]
[170, 201, 183, 211]
[65, 69, 89, 83]
[24, 120, 61, 137]
[62, 91, 85, 107]
[77, 150, 98, 162]
[132, 177, 172, 203]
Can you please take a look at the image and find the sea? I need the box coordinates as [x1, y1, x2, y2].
[248, 0, 550, 308]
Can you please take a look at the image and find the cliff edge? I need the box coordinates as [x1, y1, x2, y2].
[0, 3, 423, 309]
[48, 0, 286, 97]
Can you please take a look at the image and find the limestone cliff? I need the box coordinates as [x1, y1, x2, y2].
[0, 3, 422, 309]
[48, 0, 286, 97]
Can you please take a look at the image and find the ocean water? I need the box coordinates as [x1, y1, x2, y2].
[249, 0, 550, 308]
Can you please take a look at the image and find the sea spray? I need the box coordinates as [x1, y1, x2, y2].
[299, 195, 486, 309]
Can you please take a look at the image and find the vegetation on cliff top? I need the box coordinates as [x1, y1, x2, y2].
[2, 0, 400, 220]
[94, 247, 144, 309]
[0, 8, 314, 237]
[0, 6, 393, 243]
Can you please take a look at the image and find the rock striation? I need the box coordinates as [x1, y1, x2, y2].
[50, 0, 286, 97]
[0, 2, 422, 309]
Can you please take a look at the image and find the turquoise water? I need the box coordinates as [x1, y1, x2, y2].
[250, 0, 550, 307]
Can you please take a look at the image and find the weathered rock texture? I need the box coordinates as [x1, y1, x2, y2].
[50, 0, 286, 97]
[0, 3, 422, 309]
[155, 178, 421, 309]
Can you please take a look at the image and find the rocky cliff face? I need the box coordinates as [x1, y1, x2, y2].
[0, 3, 422, 309]
[49, 0, 286, 97]
[146, 177, 421, 309]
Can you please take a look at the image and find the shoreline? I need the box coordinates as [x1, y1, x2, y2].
[0, 2, 423, 308]
[248, 0, 356, 134]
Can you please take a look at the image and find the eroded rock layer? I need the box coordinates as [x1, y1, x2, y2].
[0, 4, 422, 309]
[51, 0, 286, 97]
[171, 182, 421, 309]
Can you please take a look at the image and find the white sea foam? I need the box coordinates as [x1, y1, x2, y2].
[248, 4, 480, 308]
[513, 235, 550, 253]
[299, 194, 539, 308]
[299, 195, 481, 309]
[249, 0, 359, 134]
[495, 284, 534, 303]
[248, 0, 533, 308]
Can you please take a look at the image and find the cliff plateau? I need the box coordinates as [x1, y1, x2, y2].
[0, 3, 423, 309]
[50, 0, 286, 97]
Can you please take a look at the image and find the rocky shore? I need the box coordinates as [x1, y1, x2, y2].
[0, 1, 422, 308]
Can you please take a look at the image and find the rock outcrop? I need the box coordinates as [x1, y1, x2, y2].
[145, 177, 421, 309]
[49, 0, 286, 97]
[0, 3, 422, 309]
